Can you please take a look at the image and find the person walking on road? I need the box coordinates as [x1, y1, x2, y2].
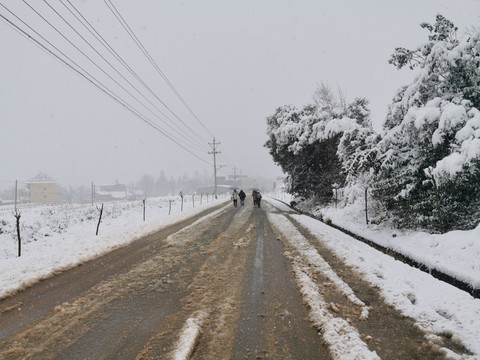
[255, 191, 262, 208]
[232, 189, 239, 207]
[238, 190, 246, 206]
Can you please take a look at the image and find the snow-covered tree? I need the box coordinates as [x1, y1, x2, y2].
[337, 101, 379, 207]
[373, 16, 480, 231]
[337, 98, 376, 177]
[265, 15, 479, 232]
[265, 87, 371, 204]
[386, 14, 480, 126]
[265, 104, 342, 201]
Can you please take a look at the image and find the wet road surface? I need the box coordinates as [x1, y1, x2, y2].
[0, 198, 466, 359]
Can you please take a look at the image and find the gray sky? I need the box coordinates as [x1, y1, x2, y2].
[0, 0, 478, 189]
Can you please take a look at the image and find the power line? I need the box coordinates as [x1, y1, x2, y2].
[2, 1, 226, 168]
[23, 0, 205, 154]
[42, 0, 208, 153]
[61, 0, 210, 152]
[104, 0, 215, 141]
[0, 3, 212, 165]
[4, 1, 210, 158]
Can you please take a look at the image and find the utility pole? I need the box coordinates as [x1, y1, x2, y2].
[233, 167, 237, 187]
[209, 138, 221, 199]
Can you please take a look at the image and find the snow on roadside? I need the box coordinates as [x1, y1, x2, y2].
[268, 211, 369, 317]
[268, 212, 378, 360]
[290, 212, 480, 359]
[0, 196, 226, 300]
[171, 311, 208, 360]
[322, 202, 480, 289]
[293, 263, 379, 360]
[267, 193, 480, 291]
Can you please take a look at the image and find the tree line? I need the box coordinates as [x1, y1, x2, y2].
[265, 15, 480, 233]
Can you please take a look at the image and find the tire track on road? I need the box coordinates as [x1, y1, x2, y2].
[267, 205, 452, 359]
[268, 210, 379, 360]
[138, 204, 255, 359]
[0, 204, 234, 359]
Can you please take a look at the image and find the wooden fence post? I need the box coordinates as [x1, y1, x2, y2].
[96, 203, 104, 235]
[14, 209, 21, 257]
[143, 199, 146, 221]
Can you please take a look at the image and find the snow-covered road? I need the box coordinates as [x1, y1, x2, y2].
[0, 197, 478, 359]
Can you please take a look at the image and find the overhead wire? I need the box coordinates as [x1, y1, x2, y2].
[4, 0, 210, 160]
[2, 1, 225, 168]
[23, 0, 205, 154]
[60, 0, 210, 153]
[41, 0, 208, 153]
[0, 3, 212, 166]
[104, 0, 231, 169]
[104, 0, 216, 141]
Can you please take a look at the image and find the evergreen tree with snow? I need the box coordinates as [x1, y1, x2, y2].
[265, 103, 344, 202]
[265, 85, 372, 205]
[373, 15, 480, 232]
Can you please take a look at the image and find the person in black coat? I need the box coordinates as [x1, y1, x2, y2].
[238, 190, 246, 206]
[256, 191, 262, 207]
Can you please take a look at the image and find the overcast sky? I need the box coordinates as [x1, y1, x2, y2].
[0, 0, 478, 190]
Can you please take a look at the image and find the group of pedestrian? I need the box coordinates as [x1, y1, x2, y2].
[231, 189, 246, 207]
[231, 189, 261, 208]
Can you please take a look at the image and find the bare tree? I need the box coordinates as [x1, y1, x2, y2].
[337, 84, 347, 111]
[313, 82, 337, 110]
[313, 82, 347, 112]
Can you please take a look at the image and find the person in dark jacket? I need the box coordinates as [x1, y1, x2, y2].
[238, 190, 246, 206]
[255, 191, 262, 208]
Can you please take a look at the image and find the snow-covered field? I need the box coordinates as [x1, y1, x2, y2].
[0, 195, 226, 299]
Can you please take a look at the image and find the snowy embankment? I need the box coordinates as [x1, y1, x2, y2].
[0, 196, 226, 300]
[271, 193, 480, 291]
[320, 202, 480, 291]
[267, 198, 480, 359]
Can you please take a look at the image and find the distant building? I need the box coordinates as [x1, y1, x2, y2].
[27, 173, 57, 203]
[96, 181, 128, 201]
